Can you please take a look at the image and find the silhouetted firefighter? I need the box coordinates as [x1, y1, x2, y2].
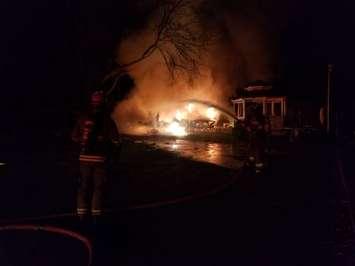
[245, 105, 269, 173]
[72, 74, 134, 221]
[71, 91, 118, 221]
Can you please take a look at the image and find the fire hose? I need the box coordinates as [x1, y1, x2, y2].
[0, 224, 92, 266]
[0, 173, 239, 266]
[0, 166, 240, 222]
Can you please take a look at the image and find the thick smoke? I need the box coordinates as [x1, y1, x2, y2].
[113, 0, 278, 134]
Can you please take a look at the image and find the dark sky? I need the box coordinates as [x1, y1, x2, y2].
[0, 0, 353, 136]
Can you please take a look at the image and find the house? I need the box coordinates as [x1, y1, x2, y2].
[231, 82, 287, 131]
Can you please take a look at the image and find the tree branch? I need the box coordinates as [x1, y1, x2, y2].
[104, 0, 213, 83]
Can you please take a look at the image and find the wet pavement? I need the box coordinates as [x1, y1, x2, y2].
[74, 141, 335, 266]
[0, 137, 239, 219]
[143, 138, 243, 170]
[0, 134, 335, 266]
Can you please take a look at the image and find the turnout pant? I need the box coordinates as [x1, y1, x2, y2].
[77, 161, 107, 216]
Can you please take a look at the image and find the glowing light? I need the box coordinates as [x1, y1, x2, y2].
[175, 110, 183, 121]
[206, 107, 218, 120]
[172, 144, 178, 149]
[166, 121, 187, 137]
[186, 103, 194, 113]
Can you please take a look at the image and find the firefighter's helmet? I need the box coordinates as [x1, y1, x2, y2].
[90, 91, 104, 107]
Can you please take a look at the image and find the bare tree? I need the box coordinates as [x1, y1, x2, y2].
[104, 0, 213, 82]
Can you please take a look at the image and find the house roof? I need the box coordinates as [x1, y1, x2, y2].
[236, 81, 285, 98]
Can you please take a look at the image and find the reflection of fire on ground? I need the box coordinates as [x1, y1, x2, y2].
[127, 101, 234, 137]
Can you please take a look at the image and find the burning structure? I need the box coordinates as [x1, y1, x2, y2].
[118, 99, 235, 137]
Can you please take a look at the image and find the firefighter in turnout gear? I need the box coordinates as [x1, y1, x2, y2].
[72, 89, 121, 220]
[245, 105, 268, 174]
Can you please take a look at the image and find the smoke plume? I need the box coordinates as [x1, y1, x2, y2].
[113, 0, 279, 134]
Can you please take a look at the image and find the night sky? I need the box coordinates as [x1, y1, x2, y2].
[0, 0, 353, 144]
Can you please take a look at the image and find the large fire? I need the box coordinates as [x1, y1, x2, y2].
[206, 107, 218, 121]
[175, 110, 185, 121]
[115, 95, 234, 137]
[166, 121, 187, 136]
[187, 103, 194, 113]
[143, 101, 233, 137]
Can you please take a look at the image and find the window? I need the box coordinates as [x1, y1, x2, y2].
[238, 103, 244, 118]
[274, 102, 282, 116]
[235, 102, 244, 119]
